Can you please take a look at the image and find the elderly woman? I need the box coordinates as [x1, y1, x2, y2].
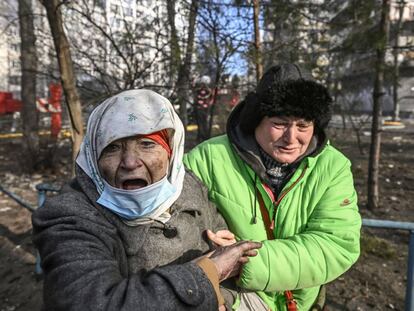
[184, 64, 362, 310]
[32, 89, 261, 311]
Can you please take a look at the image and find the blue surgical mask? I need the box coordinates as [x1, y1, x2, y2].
[97, 176, 176, 220]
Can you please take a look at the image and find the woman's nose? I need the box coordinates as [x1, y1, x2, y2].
[120, 149, 142, 170]
[283, 125, 297, 143]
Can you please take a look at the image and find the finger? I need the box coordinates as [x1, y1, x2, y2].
[206, 229, 216, 241]
[206, 229, 222, 248]
[218, 238, 237, 247]
[238, 257, 250, 264]
[207, 229, 223, 246]
[235, 241, 262, 253]
[216, 229, 235, 240]
[207, 230, 235, 247]
[243, 249, 258, 257]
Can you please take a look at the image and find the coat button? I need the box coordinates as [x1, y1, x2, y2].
[163, 226, 178, 238]
[187, 289, 193, 296]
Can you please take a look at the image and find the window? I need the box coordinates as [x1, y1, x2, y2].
[8, 28, 18, 36]
[410, 5, 414, 19]
[10, 75, 21, 85]
[11, 60, 20, 68]
[124, 7, 133, 17]
[111, 4, 118, 14]
[95, 0, 106, 9]
[114, 18, 123, 28]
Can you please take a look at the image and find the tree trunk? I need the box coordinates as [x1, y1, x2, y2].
[166, 0, 181, 79]
[176, 0, 199, 130]
[253, 0, 263, 83]
[207, 66, 222, 139]
[40, 0, 84, 174]
[392, 0, 405, 121]
[367, 0, 390, 210]
[18, 0, 39, 172]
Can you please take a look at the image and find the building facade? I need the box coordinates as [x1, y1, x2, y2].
[0, 0, 187, 101]
[329, 0, 414, 116]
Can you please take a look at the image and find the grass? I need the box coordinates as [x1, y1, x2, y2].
[360, 232, 397, 259]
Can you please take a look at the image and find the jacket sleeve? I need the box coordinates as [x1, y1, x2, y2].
[184, 144, 213, 193]
[237, 159, 361, 292]
[32, 194, 218, 311]
[185, 170, 228, 234]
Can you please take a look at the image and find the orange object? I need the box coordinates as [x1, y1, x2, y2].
[50, 113, 62, 137]
[141, 129, 172, 158]
[48, 83, 63, 138]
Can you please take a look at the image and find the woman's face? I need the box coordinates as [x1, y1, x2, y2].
[98, 136, 169, 190]
[255, 116, 314, 164]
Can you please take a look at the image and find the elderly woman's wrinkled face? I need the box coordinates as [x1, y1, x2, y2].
[255, 116, 314, 164]
[98, 136, 169, 190]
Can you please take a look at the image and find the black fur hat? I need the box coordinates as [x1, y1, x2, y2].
[239, 64, 332, 134]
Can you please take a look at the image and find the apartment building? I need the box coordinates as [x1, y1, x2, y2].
[0, 0, 187, 100]
[260, 0, 414, 116]
[329, 0, 414, 116]
[0, 1, 21, 98]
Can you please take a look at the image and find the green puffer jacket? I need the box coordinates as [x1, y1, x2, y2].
[184, 135, 361, 311]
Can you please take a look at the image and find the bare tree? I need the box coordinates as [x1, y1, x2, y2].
[253, 0, 262, 83]
[339, 93, 372, 155]
[391, 0, 406, 121]
[18, 0, 39, 172]
[166, 0, 181, 79]
[197, 0, 250, 138]
[368, 0, 391, 210]
[261, 0, 331, 69]
[64, 1, 169, 100]
[40, 0, 84, 171]
[174, 0, 199, 129]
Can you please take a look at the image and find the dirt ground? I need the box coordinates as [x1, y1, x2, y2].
[0, 122, 413, 311]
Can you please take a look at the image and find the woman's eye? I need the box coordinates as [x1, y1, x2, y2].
[102, 143, 121, 154]
[140, 140, 156, 148]
[272, 123, 287, 129]
[297, 123, 313, 130]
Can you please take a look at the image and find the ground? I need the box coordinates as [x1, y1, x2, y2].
[0, 122, 413, 311]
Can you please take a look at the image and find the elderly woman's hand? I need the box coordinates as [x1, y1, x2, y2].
[210, 240, 262, 281]
[207, 229, 237, 248]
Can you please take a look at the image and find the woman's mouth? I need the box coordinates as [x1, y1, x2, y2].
[122, 179, 148, 190]
[277, 146, 296, 153]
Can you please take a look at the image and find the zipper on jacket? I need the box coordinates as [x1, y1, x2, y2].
[269, 165, 308, 230]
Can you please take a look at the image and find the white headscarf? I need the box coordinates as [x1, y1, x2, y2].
[76, 89, 185, 224]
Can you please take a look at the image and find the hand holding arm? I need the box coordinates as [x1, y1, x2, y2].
[206, 229, 237, 248]
[209, 240, 262, 281]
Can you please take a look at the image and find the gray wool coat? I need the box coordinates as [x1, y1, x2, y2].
[32, 166, 227, 311]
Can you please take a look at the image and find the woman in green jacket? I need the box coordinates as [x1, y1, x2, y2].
[184, 64, 361, 311]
